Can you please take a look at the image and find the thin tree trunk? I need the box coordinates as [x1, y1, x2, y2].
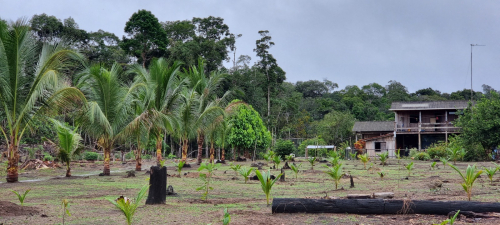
[66, 163, 71, 177]
[210, 142, 215, 163]
[197, 132, 204, 165]
[221, 146, 225, 161]
[6, 135, 19, 183]
[182, 139, 188, 162]
[135, 137, 142, 171]
[103, 147, 111, 175]
[156, 133, 162, 163]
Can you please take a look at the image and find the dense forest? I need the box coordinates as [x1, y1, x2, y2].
[1, 10, 500, 182]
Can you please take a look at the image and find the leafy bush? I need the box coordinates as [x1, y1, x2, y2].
[274, 139, 295, 158]
[297, 138, 326, 156]
[143, 154, 152, 160]
[84, 151, 99, 161]
[43, 152, 54, 161]
[125, 151, 135, 160]
[409, 148, 418, 157]
[413, 152, 431, 161]
[426, 142, 448, 159]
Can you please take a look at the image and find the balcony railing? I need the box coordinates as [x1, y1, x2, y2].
[394, 122, 460, 133]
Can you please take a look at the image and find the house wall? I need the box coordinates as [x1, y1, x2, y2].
[366, 136, 395, 158]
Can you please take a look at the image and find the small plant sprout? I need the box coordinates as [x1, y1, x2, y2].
[440, 158, 449, 168]
[272, 155, 281, 169]
[175, 161, 185, 177]
[328, 155, 341, 167]
[396, 149, 401, 160]
[324, 163, 343, 190]
[436, 210, 460, 225]
[377, 152, 389, 166]
[62, 199, 71, 225]
[238, 166, 254, 184]
[405, 162, 414, 177]
[109, 184, 149, 225]
[358, 153, 370, 169]
[349, 152, 357, 160]
[449, 164, 482, 201]
[255, 169, 282, 206]
[483, 167, 497, 185]
[285, 154, 294, 162]
[229, 162, 241, 176]
[308, 157, 316, 170]
[447, 147, 466, 165]
[159, 159, 166, 167]
[430, 161, 437, 170]
[263, 150, 276, 163]
[223, 208, 231, 225]
[11, 189, 31, 206]
[197, 161, 220, 201]
[377, 171, 386, 180]
[289, 163, 301, 179]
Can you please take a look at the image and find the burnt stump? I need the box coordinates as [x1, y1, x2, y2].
[145, 166, 167, 205]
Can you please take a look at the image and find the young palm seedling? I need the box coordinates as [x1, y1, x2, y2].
[405, 162, 414, 177]
[324, 163, 343, 190]
[483, 167, 497, 185]
[223, 208, 231, 225]
[174, 161, 185, 177]
[47, 120, 83, 177]
[430, 161, 437, 170]
[238, 166, 254, 184]
[289, 163, 301, 180]
[62, 199, 71, 225]
[447, 147, 466, 165]
[377, 152, 389, 166]
[308, 157, 316, 170]
[197, 161, 220, 201]
[229, 162, 241, 176]
[11, 189, 31, 206]
[449, 164, 482, 201]
[358, 153, 370, 169]
[272, 155, 281, 169]
[440, 158, 449, 169]
[436, 210, 460, 225]
[377, 171, 386, 180]
[255, 169, 282, 206]
[349, 152, 357, 160]
[285, 155, 294, 163]
[109, 185, 149, 225]
[328, 155, 341, 167]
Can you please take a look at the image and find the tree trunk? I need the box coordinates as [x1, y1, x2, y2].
[197, 132, 204, 165]
[221, 147, 225, 161]
[272, 198, 500, 215]
[156, 134, 162, 163]
[66, 163, 71, 177]
[103, 148, 111, 176]
[209, 142, 215, 163]
[135, 148, 142, 171]
[6, 136, 19, 183]
[145, 166, 167, 205]
[181, 139, 188, 162]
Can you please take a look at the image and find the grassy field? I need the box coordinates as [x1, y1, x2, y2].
[0, 158, 499, 224]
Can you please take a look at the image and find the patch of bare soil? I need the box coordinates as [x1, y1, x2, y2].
[0, 201, 39, 217]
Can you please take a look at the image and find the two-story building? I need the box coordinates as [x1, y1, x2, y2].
[353, 100, 469, 157]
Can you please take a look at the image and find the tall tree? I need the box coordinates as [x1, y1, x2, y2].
[0, 19, 85, 182]
[121, 10, 167, 68]
[254, 30, 286, 121]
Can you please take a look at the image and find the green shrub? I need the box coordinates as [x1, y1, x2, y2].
[84, 151, 99, 161]
[125, 151, 135, 160]
[43, 152, 54, 161]
[297, 138, 326, 156]
[414, 152, 431, 161]
[97, 154, 104, 161]
[427, 142, 448, 159]
[274, 139, 295, 158]
[409, 148, 418, 157]
[143, 154, 152, 160]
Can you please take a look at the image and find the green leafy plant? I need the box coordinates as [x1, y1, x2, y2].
[11, 189, 31, 206]
[284, 155, 294, 162]
[255, 169, 282, 206]
[84, 151, 99, 161]
[307, 157, 316, 170]
[430, 162, 437, 170]
[413, 152, 431, 161]
[358, 153, 370, 169]
[289, 163, 301, 179]
[166, 153, 176, 159]
[238, 167, 254, 184]
[349, 152, 357, 160]
[197, 161, 220, 200]
[447, 147, 466, 164]
[405, 162, 414, 177]
[434, 210, 460, 225]
[483, 167, 497, 185]
[62, 199, 71, 225]
[377, 171, 386, 180]
[174, 161, 185, 177]
[159, 159, 166, 167]
[109, 184, 149, 225]
[221, 208, 231, 225]
[440, 158, 449, 168]
[43, 152, 54, 161]
[229, 162, 241, 176]
[324, 163, 343, 190]
[377, 152, 389, 166]
[263, 150, 276, 163]
[449, 164, 482, 201]
[272, 155, 281, 169]
[328, 155, 341, 167]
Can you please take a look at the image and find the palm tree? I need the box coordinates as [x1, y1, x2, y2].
[48, 119, 82, 177]
[76, 63, 136, 175]
[0, 19, 85, 182]
[128, 59, 183, 163]
[182, 59, 231, 164]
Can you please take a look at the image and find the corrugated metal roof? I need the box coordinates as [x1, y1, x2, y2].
[352, 121, 394, 132]
[389, 101, 470, 111]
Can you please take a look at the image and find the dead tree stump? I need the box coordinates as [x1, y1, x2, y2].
[145, 166, 166, 205]
[280, 168, 285, 182]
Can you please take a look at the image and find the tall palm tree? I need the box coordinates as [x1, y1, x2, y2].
[48, 119, 82, 177]
[128, 58, 183, 163]
[182, 59, 231, 164]
[76, 63, 136, 175]
[0, 19, 85, 182]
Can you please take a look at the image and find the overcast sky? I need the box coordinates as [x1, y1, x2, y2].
[1, 0, 499, 93]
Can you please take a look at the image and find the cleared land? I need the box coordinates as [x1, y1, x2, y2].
[0, 158, 499, 224]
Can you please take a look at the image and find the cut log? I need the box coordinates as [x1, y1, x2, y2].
[349, 175, 355, 188]
[280, 168, 285, 182]
[145, 166, 167, 205]
[347, 194, 372, 199]
[272, 198, 500, 215]
[372, 192, 394, 199]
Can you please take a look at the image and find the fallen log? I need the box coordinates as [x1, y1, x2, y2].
[272, 198, 500, 215]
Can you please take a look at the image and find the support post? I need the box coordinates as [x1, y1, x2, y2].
[418, 111, 421, 151]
